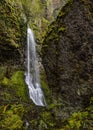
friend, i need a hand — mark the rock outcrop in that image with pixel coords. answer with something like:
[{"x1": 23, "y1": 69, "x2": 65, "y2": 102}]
[
  {"x1": 0, "y1": 1, "x2": 29, "y2": 129},
  {"x1": 0, "y1": 0, "x2": 26, "y2": 66},
  {"x1": 42, "y1": 0, "x2": 93, "y2": 117}
]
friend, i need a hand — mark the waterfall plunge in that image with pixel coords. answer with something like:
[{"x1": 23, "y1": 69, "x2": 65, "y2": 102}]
[{"x1": 25, "y1": 28, "x2": 46, "y2": 106}]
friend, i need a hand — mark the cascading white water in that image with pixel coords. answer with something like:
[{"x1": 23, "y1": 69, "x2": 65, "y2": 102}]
[{"x1": 25, "y1": 27, "x2": 46, "y2": 106}]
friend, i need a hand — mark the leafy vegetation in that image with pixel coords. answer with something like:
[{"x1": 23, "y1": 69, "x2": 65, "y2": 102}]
[
  {"x1": 0, "y1": 104, "x2": 24, "y2": 130},
  {"x1": 60, "y1": 97, "x2": 93, "y2": 130},
  {"x1": 0, "y1": 0, "x2": 93, "y2": 130}
]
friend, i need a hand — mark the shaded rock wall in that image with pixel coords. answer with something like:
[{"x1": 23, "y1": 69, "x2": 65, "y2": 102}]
[
  {"x1": 42, "y1": 0, "x2": 93, "y2": 116},
  {"x1": 0, "y1": 0, "x2": 26, "y2": 66},
  {"x1": 0, "y1": 1, "x2": 57, "y2": 130},
  {"x1": 0, "y1": 1, "x2": 29, "y2": 129}
]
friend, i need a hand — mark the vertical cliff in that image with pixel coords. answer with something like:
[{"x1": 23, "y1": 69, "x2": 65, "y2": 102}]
[
  {"x1": 42, "y1": 0, "x2": 93, "y2": 122},
  {"x1": 0, "y1": 0, "x2": 28, "y2": 129},
  {"x1": 0, "y1": 1, "x2": 58, "y2": 130},
  {"x1": 22, "y1": 0, "x2": 64, "y2": 42},
  {"x1": 1, "y1": 0, "x2": 93, "y2": 129}
]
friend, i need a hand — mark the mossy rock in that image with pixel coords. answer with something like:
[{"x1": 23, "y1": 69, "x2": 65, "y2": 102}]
[
  {"x1": 0, "y1": 70, "x2": 28, "y2": 102},
  {"x1": 0, "y1": 104, "x2": 24, "y2": 130},
  {"x1": 40, "y1": 70, "x2": 50, "y2": 104},
  {"x1": 10, "y1": 71, "x2": 28, "y2": 101},
  {"x1": 0, "y1": 0, "x2": 26, "y2": 65}
]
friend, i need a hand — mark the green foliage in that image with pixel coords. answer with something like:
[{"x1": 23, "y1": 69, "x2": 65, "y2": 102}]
[
  {"x1": 0, "y1": 104, "x2": 24, "y2": 130},
  {"x1": 2, "y1": 92, "x2": 11, "y2": 102},
  {"x1": 22, "y1": 0, "x2": 47, "y2": 41},
  {"x1": 40, "y1": 71, "x2": 50, "y2": 104},
  {"x1": 60, "y1": 97, "x2": 93, "y2": 130},
  {"x1": 59, "y1": 27, "x2": 66, "y2": 33},
  {"x1": 10, "y1": 71, "x2": 28, "y2": 101},
  {"x1": 1, "y1": 114, "x2": 22, "y2": 130},
  {"x1": 22, "y1": 0, "x2": 45, "y2": 20},
  {"x1": 40, "y1": 111, "x2": 55, "y2": 129},
  {"x1": 11, "y1": 104, "x2": 24, "y2": 118},
  {"x1": 0, "y1": 0, "x2": 25, "y2": 51},
  {"x1": 41, "y1": 80, "x2": 50, "y2": 97},
  {"x1": 2, "y1": 77, "x2": 9, "y2": 86},
  {"x1": 0, "y1": 69, "x2": 28, "y2": 102}
]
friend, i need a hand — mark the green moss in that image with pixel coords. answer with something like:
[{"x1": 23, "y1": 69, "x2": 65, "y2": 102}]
[
  {"x1": 30, "y1": 119, "x2": 38, "y2": 129},
  {"x1": 40, "y1": 111, "x2": 55, "y2": 129},
  {"x1": 0, "y1": 104, "x2": 24, "y2": 130},
  {"x1": 60, "y1": 97, "x2": 93, "y2": 130},
  {"x1": 0, "y1": 68, "x2": 28, "y2": 128},
  {"x1": 2, "y1": 92, "x2": 11, "y2": 101},
  {"x1": 59, "y1": 27, "x2": 66, "y2": 33},
  {"x1": 11, "y1": 104, "x2": 24, "y2": 118},
  {"x1": 0, "y1": 1, "x2": 30, "y2": 129},
  {"x1": 40, "y1": 71, "x2": 50, "y2": 104},
  {"x1": 0, "y1": 69, "x2": 28, "y2": 112},
  {"x1": 48, "y1": 33, "x2": 59, "y2": 42},
  {"x1": 0, "y1": 0, "x2": 25, "y2": 51},
  {"x1": 1, "y1": 114, "x2": 23, "y2": 130},
  {"x1": 10, "y1": 71, "x2": 28, "y2": 101},
  {"x1": 41, "y1": 80, "x2": 50, "y2": 103},
  {"x1": 2, "y1": 77, "x2": 9, "y2": 86}
]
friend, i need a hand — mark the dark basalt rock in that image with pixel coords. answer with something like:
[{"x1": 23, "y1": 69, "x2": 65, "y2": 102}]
[{"x1": 42, "y1": 0, "x2": 93, "y2": 117}]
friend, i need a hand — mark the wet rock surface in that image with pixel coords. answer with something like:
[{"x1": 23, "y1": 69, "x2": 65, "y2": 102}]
[{"x1": 42, "y1": 0, "x2": 93, "y2": 115}]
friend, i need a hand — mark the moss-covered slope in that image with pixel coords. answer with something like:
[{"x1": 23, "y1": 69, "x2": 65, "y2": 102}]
[{"x1": 0, "y1": 0, "x2": 28, "y2": 129}]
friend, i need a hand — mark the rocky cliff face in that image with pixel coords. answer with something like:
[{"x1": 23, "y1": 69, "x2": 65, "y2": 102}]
[
  {"x1": 1, "y1": 0, "x2": 93, "y2": 129},
  {"x1": 0, "y1": 1, "x2": 28, "y2": 129},
  {"x1": 0, "y1": 0, "x2": 26, "y2": 66},
  {"x1": 42, "y1": 0, "x2": 93, "y2": 118},
  {"x1": 0, "y1": 1, "x2": 58, "y2": 130},
  {"x1": 22, "y1": 0, "x2": 64, "y2": 42}
]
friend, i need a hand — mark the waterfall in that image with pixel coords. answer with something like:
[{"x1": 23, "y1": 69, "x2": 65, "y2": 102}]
[{"x1": 25, "y1": 27, "x2": 46, "y2": 106}]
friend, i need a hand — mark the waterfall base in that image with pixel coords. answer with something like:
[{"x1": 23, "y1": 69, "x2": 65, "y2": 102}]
[{"x1": 25, "y1": 74, "x2": 46, "y2": 106}]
